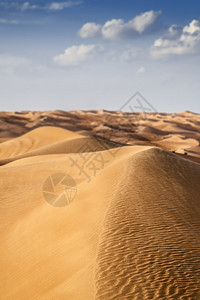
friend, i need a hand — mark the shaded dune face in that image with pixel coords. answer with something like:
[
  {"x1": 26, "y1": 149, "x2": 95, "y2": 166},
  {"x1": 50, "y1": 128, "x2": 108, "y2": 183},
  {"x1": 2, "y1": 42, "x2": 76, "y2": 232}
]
[
  {"x1": 95, "y1": 148, "x2": 200, "y2": 299},
  {"x1": 0, "y1": 127, "x2": 200, "y2": 299}
]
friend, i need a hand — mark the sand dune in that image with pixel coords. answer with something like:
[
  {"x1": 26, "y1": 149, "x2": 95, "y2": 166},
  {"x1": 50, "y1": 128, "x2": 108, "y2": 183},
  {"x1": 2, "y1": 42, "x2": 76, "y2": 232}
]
[
  {"x1": 0, "y1": 126, "x2": 200, "y2": 299},
  {"x1": 0, "y1": 126, "x2": 84, "y2": 159},
  {"x1": 154, "y1": 134, "x2": 199, "y2": 153},
  {"x1": 0, "y1": 128, "x2": 117, "y2": 166},
  {"x1": 95, "y1": 148, "x2": 200, "y2": 299},
  {"x1": 1, "y1": 110, "x2": 200, "y2": 160}
]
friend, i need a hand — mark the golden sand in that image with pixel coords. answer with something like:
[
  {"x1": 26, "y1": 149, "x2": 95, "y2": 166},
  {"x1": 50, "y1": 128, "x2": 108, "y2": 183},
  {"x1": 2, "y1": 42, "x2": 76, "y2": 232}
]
[{"x1": 0, "y1": 126, "x2": 200, "y2": 299}]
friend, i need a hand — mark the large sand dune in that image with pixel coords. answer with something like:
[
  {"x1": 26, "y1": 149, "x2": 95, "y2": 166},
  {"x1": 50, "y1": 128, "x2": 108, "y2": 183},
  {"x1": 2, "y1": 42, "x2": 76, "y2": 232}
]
[
  {"x1": 0, "y1": 127, "x2": 117, "y2": 166},
  {"x1": 0, "y1": 124, "x2": 200, "y2": 299}
]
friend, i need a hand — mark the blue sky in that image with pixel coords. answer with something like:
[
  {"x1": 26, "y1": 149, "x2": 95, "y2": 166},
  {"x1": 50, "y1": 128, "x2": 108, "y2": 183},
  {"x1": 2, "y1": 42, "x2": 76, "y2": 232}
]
[{"x1": 0, "y1": 0, "x2": 200, "y2": 112}]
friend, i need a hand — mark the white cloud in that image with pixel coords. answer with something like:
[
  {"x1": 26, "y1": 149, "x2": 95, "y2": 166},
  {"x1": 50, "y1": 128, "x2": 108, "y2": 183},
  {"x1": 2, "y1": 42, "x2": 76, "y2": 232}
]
[
  {"x1": 102, "y1": 19, "x2": 124, "y2": 40},
  {"x1": 136, "y1": 66, "x2": 146, "y2": 74},
  {"x1": 167, "y1": 24, "x2": 182, "y2": 39},
  {"x1": 128, "y1": 10, "x2": 162, "y2": 34},
  {"x1": 0, "y1": 19, "x2": 19, "y2": 24},
  {"x1": 53, "y1": 44, "x2": 104, "y2": 66},
  {"x1": 151, "y1": 19, "x2": 200, "y2": 59},
  {"x1": 78, "y1": 22, "x2": 102, "y2": 38},
  {"x1": 48, "y1": 1, "x2": 82, "y2": 11},
  {"x1": 0, "y1": 1, "x2": 81, "y2": 11},
  {"x1": 79, "y1": 10, "x2": 162, "y2": 40},
  {"x1": 21, "y1": 2, "x2": 38, "y2": 11}
]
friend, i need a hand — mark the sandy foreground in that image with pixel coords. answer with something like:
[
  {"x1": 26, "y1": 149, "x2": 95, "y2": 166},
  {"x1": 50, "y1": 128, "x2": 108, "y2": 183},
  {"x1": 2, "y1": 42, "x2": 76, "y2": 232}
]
[{"x1": 0, "y1": 112, "x2": 200, "y2": 299}]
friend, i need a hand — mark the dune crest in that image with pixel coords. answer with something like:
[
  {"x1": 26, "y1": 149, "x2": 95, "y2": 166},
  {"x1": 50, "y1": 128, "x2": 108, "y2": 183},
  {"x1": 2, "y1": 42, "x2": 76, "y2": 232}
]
[{"x1": 95, "y1": 148, "x2": 200, "y2": 299}]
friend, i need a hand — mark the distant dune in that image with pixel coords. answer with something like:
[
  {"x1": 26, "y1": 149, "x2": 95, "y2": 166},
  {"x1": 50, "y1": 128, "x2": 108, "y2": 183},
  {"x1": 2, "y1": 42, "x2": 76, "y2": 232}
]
[
  {"x1": 0, "y1": 110, "x2": 200, "y2": 161},
  {"x1": 0, "y1": 111, "x2": 200, "y2": 299}
]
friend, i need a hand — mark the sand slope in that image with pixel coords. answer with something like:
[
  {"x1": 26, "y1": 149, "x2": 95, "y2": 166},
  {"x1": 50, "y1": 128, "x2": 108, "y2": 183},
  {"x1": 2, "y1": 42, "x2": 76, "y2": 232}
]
[
  {"x1": 0, "y1": 127, "x2": 200, "y2": 299},
  {"x1": 95, "y1": 148, "x2": 200, "y2": 299},
  {"x1": 0, "y1": 126, "x2": 85, "y2": 159}
]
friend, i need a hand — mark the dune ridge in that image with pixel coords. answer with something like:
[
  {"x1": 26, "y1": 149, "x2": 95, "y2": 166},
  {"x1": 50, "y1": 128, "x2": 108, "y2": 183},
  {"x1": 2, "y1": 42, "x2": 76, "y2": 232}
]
[
  {"x1": 95, "y1": 148, "x2": 200, "y2": 299},
  {"x1": 0, "y1": 126, "x2": 200, "y2": 299}
]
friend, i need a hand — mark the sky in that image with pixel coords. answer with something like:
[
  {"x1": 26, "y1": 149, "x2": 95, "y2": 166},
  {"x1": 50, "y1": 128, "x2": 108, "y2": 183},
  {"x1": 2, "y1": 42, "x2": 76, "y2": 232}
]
[{"x1": 0, "y1": 0, "x2": 200, "y2": 113}]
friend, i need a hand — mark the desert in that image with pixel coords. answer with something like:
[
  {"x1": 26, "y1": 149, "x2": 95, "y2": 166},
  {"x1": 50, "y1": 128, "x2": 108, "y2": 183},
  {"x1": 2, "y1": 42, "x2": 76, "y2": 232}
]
[
  {"x1": 0, "y1": 110, "x2": 200, "y2": 299},
  {"x1": 1, "y1": 0, "x2": 200, "y2": 298}
]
